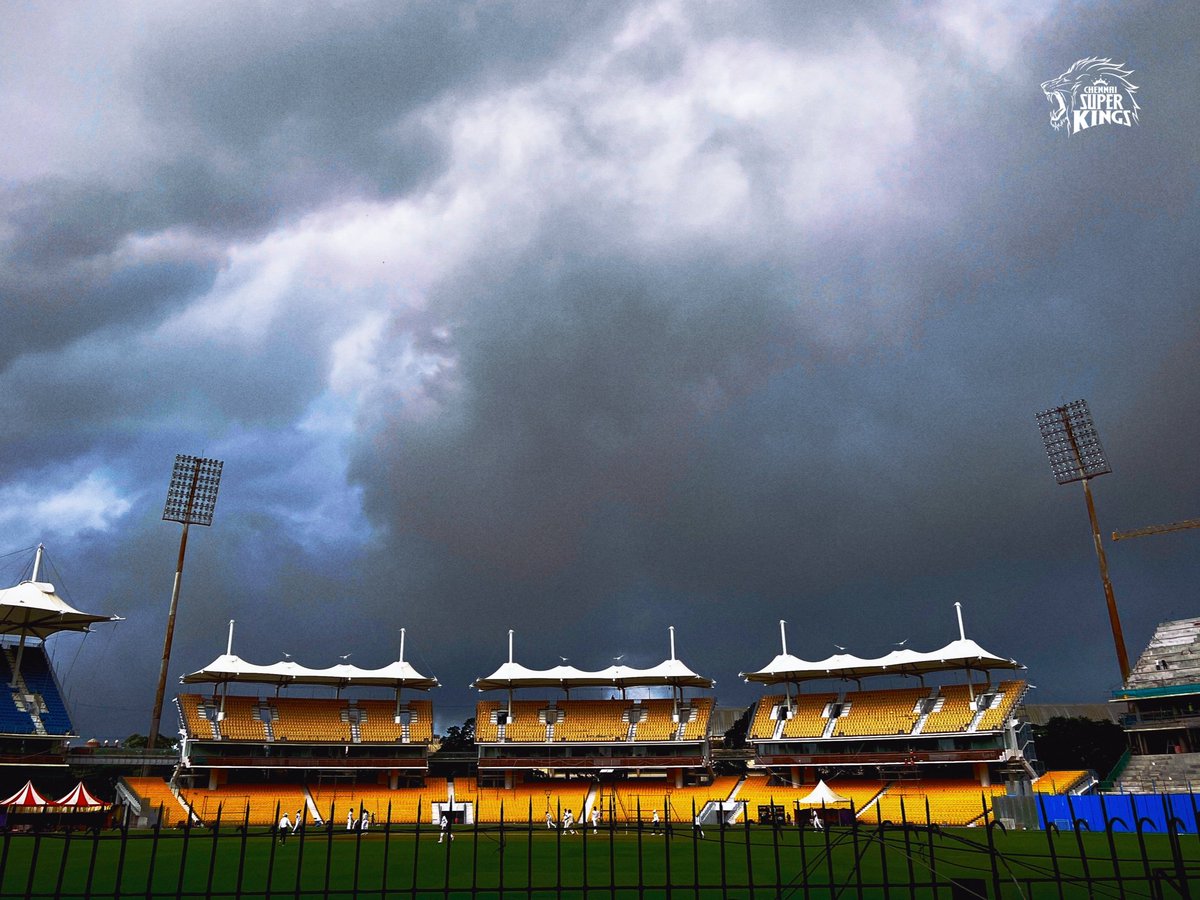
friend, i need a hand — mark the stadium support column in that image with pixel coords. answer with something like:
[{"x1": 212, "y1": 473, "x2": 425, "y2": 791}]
[{"x1": 1082, "y1": 477, "x2": 1130, "y2": 683}]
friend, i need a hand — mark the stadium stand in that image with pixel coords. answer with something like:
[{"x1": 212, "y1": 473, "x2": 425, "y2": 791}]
[
  {"x1": 553, "y1": 700, "x2": 629, "y2": 742},
  {"x1": 975, "y1": 681, "x2": 1028, "y2": 731},
  {"x1": 1033, "y1": 771, "x2": 1091, "y2": 794},
  {"x1": 217, "y1": 695, "x2": 269, "y2": 742},
  {"x1": 921, "y1": 684, "x2": 983, "y2": 734},
  {"x1": 271, "y1": 697, "x2": 352, "y2": 743},
  {"x1": 603, "y1": 776, "x2": 740, "y2": 823},
  {"x1": 456, "y1": 777, "x2": 590, "y2": 824},
  {"x1": 475, "y1": 701, "x2": 503, "y2": 742},
  {"x1": 122, "y1": 777, "x2": 190, "y2": 827},
  {"x1": 748, "y1": 695, "x2": 785, "y2": 741},
  {"x1": 0, "y1": 644, "x2": 73, "y2": 735},
  {"x1": 677, "y1": 697, "x2": 713, "y2": 741},
  {"x1": 181, "y1": 784, "x2": 308, "y2": 826},
  {"x1": 781, "y1": 693, "x2": 838, "y2": 739},
  {"x1": 735, "y1": 775, "x2": 887, "y2": 819},
  {"x1": 178, "y1": 694, "x2": 218, "y2": 740},
  {"x1": 833, "y1": 688, "x2": 926, "y2": 737},
  {"x1": 503, "y1": 701, "x2": 552, "y2": 742},
  {"x1": 309, "y1": 779, "x2": 448, "y2": 824},
  {"x1": 870, "y1": 780, "x2": 1007, "y2": 826},
  {"x1": 632, "y1": 699, "x2": 677, "y2": 741}
]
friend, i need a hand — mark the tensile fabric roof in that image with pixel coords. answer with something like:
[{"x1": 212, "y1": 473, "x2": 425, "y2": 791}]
[
  {"x1": 0, "y1": 580, "x2": 118, "y2": 639},
  {"x1": 180, "y1": 653, "x2": 439, "y2": 690},
  {"x1": 472, "y1": 658, "x2": 714, "y2": 692},
  {"x1": 741, "y1": 637, "x2": 1023, "y2": 685}
]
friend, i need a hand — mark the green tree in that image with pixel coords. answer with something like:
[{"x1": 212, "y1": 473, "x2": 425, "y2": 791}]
[
  {"x1": 437, "y1": 717, "x2": 476, "y2": 753},
  {"x1": 1033, "y1": 716, "x2": 1126, "y2": 775}
]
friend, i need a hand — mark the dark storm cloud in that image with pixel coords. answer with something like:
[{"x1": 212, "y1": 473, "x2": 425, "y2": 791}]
[{"x1": 2, "y1": 1, "x2": 1198, "y2": 740}]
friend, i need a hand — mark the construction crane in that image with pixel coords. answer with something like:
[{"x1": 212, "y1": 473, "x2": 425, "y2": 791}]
[{"x1": 1112, "y1": 517, "x2": 1200, "y2": 542}]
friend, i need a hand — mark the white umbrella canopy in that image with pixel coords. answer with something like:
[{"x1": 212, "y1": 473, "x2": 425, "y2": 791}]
[{"x1": 0, "y1": 580, "x2": 117, "y2": 640}]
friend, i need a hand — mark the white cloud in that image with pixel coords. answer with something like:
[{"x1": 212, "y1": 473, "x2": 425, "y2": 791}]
[{"x1": 0, "y1": 471, "x2": 134, "y2": 544}]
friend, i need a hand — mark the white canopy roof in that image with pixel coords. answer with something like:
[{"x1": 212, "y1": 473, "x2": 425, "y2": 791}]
[
  {"x1": 0, "y1": 580, "x2": 119, "y2": 640},
  {"x1": 741, "y1": 637, "x2": 1023, "y2": 685},
  {"x1": 181, "y1": 653, "x2": 439, "y2": 690},
  {"x1": 798, "y1": 780, "x2": 850, "y2": 806},
  {"x1": 473, "y1": 658, "x2": 713, "y2": 692}
]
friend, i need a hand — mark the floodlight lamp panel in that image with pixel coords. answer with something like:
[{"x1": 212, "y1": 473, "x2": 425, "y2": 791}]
[
  {"x1": 162, "y1": 454, "x2": 224, "y2": 525},
  {"x1": 1035, "y1": 399, "x2": 1112, "y2": 485}
]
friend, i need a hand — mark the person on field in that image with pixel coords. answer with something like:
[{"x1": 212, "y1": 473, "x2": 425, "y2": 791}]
[
  {"x1": 562, "y1": 808, "x2": 577, "y2": 835},
  {"x1": 347, "y1": 809, "x2": 355, "y2": 831},
  {"x1": 438, "y1": 813, "x2": 454, "y2": 843},
  {"x1": 651, "y1": 809, "x2": 661, "y2": 836},
  {"x1": 590, "y1": 806, "x2": 601, "y2": 834},
  {"x1": 278, "y1": 812, "x2": 291, "y2": 844},
  {"x1": 693, "y1": 813, "x2": 704, "y2": 839},
  {"x1": 545, "y1": 810, "x2": 555, "y2": 830},
  {"x1": 810, "y1": 809, "x2": 823, "y2": 831},
  {"x1": 360, "y1": 810, "x2": 370, "y2": 832},
  {"x1": 293, "y1": 809, "x2": 303, "y2": 833}
]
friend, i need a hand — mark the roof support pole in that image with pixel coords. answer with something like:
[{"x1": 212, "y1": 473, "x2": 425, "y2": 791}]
[
  {"x1": 954, "y1": 602, "x2": 966, "y2": 641},
  {"x1": 8, "y1": 632, "x2": 26, "y2": 688},
  {"x1": 779, "y1": 619, "x2": 788, "y2": 656},
  {"x1": 226, "y1": 619, "x2": 235, "y2": 655}
]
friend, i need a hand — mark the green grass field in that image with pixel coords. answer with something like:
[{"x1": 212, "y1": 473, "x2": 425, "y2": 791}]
[{"x1": 2, "y1": 823, "x2": 1198, "y2": 899}]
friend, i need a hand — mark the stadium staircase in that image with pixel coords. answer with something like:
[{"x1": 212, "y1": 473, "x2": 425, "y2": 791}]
[{"x1": 1116, "y1": 753, "x2": 1200, "y2": 793}]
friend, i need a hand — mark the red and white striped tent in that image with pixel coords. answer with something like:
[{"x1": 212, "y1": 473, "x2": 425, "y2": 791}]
[
  {"x1": 55, "y1": 782, "x2": 109, "y2": 812},
  {"x1": 1, "y1": 780, "x2": 53, "y2": 811}
]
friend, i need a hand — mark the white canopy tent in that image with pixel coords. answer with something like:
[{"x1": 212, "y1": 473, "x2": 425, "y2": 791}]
[
  {"x1": 0, "y1": 545, "x2": 120, "y2": 686},
  {"x1": 797, "y1": 780, "x2": 849, "y2": 806}
]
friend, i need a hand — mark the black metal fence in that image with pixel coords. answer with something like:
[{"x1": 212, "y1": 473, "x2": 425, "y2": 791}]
[{"x1": 3, "y1": 793, "x2": 1200, "y2": 898}]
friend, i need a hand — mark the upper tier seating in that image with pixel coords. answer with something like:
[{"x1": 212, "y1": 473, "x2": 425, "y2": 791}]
[
  {"x1": 356, "y1": 699, "x2": 433, "y2": 743},
  {"x1": 748, "y1": 695, "x2": 784, "y2": 741},
  {"x1": 553, "y1": 700, "x2": 629, "y2": 742},
  {"x1": 178, "y1": 694, "x2": 218, "y2": 739},
  {"x1": 631, "y1": 700, "x2": 676, "y2": 741},
  {"x1": 476, "y1": 697, "x2": 712, "y2": 743},
  {"x1": 833, "y1": 688, "x2": 926, "y2": 737},
  {"x1": 920, "y1": 684, "x2": 983, "y2": 734},
  {"x1": 217, "y1": 696, "x2": 268, "y2": 741},
  {"x1": 975, "y1": 681, "x2": 1027, "y2": 731},
  {"x1": 272, "y1": 697, "x2": 351, "y2": 742},
  {"x1": 781, "y1": 693, "x2": 838, "y2": 739},
  {"x1": 0, "y1": 644, "x2": 73, "y2": 735}
]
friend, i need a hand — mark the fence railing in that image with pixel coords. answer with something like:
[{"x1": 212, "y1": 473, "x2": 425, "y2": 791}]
[{"x1": 3, "y1": 793, "x2": 1200, "y2": 898}]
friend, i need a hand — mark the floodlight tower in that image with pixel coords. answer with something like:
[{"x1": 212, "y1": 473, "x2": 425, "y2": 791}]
[
  {"x1": 147, "y1": 454, "x2": 223, "y2": 756},
  {"x1": 1035, "y1": 400, "x2": 1129, "y2": 683}
]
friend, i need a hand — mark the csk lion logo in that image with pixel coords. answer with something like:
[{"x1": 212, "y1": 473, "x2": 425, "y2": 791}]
[{"x1": 1041, "y1": 58, "x2": 1140, "y2": 136}]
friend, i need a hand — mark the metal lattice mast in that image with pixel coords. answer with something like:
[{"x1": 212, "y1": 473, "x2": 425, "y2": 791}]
[
  {"x1": 1035, "y1": 400, "x2": 1129, "y2": 682},
  {"x1": 147, "y1": 454, "x2": 223, "y2": 760}
]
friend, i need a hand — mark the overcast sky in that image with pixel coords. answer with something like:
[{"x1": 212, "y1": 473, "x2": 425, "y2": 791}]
[{"x1": 2, "y1": 1, "x2": 1197, "y2": 741}]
